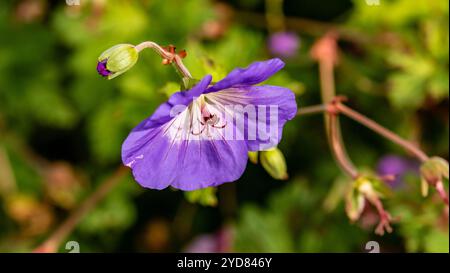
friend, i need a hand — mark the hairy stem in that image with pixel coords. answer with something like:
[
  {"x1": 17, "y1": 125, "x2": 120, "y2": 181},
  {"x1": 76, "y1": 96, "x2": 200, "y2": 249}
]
[
  {"x1": 312, "y1": 32, "x2": 358, "y2": 179},
  {"x1": 335, "y1": 103, "x2": 429, "y2": 162},
  {"x1": 135, "y1": 41, "x2": 192, "y2": 79},
  {"x1": 296, "y1": 104, "x2": 328, "y2": 116},
  {"x1": 296, "y1": 101, "x2": 431, "y2": 164},
  {"x1": 328, "y1": 113, "x2": 359, "y2": 179}
]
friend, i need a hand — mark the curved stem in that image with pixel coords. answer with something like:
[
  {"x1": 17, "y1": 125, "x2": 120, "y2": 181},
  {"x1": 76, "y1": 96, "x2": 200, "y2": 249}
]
[
  {"x1": 312, "y1": 32, "x2": 358, "y2": 179},
  {"x1": 296, "y1": 101, "x2": 431, "y2": 164},
  {"x1": 336, "y1": 103, "x2": 429, "y2": 162},
  {"x1": 329, "y1": 113, "x2": 359, "y2": 179},
  {"x1": 135, "y1": 41, "x2": 192, "y2": 79}
]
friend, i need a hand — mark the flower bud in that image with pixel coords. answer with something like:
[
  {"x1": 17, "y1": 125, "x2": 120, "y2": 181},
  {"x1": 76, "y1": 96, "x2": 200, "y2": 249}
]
[
  {"x1": 420, "y1": 157, "x2": 449, "y2": 204},
  {"x1": 420, "y1": 157, "x2": 448, "y2": 188},
  {"x1": 97, "y1": 44, "x2": 139, "y2": 79},
  {"x1": 260, "y1": 147, "x2": 288, "y2": 180}
]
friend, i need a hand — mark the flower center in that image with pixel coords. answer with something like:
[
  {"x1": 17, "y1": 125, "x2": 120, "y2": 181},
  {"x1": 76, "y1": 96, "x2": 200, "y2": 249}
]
[
  {"x1": 191, "y1": 99, "x2": 227, "y2": 136},
  {"x1": 164, "y1": 95, "x2": 230, "y2": 141}
]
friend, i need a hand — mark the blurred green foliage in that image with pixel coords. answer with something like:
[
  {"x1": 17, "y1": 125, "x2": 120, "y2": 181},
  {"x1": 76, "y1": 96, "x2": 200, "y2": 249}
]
[
  {"x1": 234, "y1": 180, "x2": 367, "y2": 252},
  {"x1": 350, "y1": 0, "x2": 449, "y2": 110},
  {"x1": 0, "y1": 0, "x2": 448, "y2": 253}
]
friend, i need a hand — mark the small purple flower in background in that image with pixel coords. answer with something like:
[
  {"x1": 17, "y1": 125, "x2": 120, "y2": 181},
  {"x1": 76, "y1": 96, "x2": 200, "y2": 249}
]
[
  {"x1": 184, "y1": 227, "x2": 233, "y2": 253},
  {"x1": 267, "y1": 32, "x2": 300, "y2": 58},
  {"x1": 122, "y1": 58, "x2": 297, "y2": 190},
  {"x1": 377, "y1": 155, "x2": 420, "y2": 188}
]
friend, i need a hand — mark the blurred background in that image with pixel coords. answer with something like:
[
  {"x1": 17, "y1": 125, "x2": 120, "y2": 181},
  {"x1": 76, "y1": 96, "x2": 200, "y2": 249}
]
[{"x1": 0, "y1": 0, "x2": 448, "y2": 253}]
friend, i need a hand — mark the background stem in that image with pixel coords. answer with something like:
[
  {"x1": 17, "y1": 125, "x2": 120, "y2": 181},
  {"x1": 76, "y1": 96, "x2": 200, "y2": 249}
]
[
  {"x1": 312, "y1": 33, "x2": 358, "y2": 178},
  {"x1": 34, "y1": 166, "x2": 128, "y2": 253},
  {"x1": 265, "y1": 0, "x2": 285, "y2": 33},
  {"x1": 329, "y1": 114, "x2": 359, "y2": 179},
  {"x1": 336, "y1": 103, "x2": 429, "y2": 162},
  {"x1": 296, "y1": 104, "x2": 328, "y2": 116}
]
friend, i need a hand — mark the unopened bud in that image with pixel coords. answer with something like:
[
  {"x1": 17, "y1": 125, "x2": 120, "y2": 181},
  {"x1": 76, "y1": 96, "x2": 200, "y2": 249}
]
[
  {"x1": 420, "y1": 157, "x2": 449, "y2": 188},
  {"x1": 97, "y1": 44, "x2": 139, "y2": 79},
  {"x1": 260, "y1": 147, "x2": 288, "y2": 180},
  {"x1": 420, "y1": 157, "x2": 449, "y2": 204}
]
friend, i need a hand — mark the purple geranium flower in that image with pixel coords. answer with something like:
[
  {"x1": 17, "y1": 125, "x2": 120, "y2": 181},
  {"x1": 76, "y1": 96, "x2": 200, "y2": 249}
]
[
  {"x1": 267, "y1": 32, "x2": 300, "y2": 58},
  {"x1": 122, "y1": 58, "x2": 297, "y2": 190}
]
